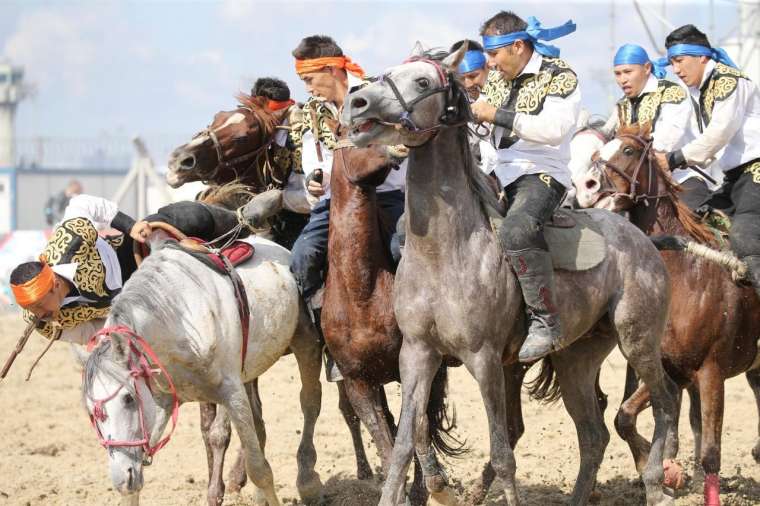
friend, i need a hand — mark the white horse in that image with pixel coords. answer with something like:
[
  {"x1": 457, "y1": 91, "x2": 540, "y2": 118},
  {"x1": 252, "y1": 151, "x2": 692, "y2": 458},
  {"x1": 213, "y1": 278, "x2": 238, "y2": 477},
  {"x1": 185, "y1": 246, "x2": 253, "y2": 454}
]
[{"x1": 79, "y1": 234, "x2": 323, "y2": 506}]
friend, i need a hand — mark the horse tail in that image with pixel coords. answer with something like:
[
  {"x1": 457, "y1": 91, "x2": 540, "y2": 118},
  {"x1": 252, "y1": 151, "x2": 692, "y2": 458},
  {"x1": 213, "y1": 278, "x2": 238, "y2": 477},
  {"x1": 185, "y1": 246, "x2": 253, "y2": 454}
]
[
  {"x1": 525, "y1": 356, "x2": 562, "y2": 404},
  {"x1": 427, "y1": 364, "x2": 468, "y2": 458},
  {"x1": 198, "y1": 181, "x2": 254, "y2": 210},
  {"x1": 650, "y1": 234, "x2": 748, "y2": 278}
]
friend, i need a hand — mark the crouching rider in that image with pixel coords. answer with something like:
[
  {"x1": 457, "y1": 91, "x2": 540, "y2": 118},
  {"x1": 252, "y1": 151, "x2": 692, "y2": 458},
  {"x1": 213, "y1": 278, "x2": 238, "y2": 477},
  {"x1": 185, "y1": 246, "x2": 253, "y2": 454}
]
[{"x1": 471, "y1": 11, "x2": 581, "y2": 362}]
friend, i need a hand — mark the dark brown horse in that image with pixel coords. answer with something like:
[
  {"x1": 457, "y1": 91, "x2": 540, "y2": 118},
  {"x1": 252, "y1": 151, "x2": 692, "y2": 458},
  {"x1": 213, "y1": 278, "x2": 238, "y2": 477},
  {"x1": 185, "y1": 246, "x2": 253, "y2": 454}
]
[
  {"x1": 167, "y1": 94, "x2": 372, "y2": 505},
  {"x1": 577, "y1": 123, "x2": 760, "y2": 505},
  {"x1": 323, "y1": 135, "x2": 463, "y2": 505}
]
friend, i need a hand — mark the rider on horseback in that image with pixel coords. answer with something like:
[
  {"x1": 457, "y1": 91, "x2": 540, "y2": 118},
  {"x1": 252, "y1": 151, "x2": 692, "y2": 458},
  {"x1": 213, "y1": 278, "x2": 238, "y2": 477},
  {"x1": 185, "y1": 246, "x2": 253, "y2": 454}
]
[
  {"x1": 605, "y1": 43, "x2": 714, "y2": 210},
  {"x1": 10, "y1": 195, "x2": 260, "y2": 343},
  {"x1": 654, "y1": 24, "x2": 760, "y2": 301},
  {"x1": 288, "y1": 35, "x2": 406, "y2": 380},
  {"x1": 470, "y1": 11, "x2": 580, "y2": 362},
  {"x1": 452, "y1": 39, "x2": 498, "y2": 176}
]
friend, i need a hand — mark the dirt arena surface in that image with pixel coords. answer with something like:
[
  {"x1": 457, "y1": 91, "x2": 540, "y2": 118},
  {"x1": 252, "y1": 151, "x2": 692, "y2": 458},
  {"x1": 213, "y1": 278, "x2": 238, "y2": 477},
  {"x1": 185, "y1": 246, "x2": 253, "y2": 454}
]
[{"x1": 1, "y1": 314, "x2": 759, "y2": 505}]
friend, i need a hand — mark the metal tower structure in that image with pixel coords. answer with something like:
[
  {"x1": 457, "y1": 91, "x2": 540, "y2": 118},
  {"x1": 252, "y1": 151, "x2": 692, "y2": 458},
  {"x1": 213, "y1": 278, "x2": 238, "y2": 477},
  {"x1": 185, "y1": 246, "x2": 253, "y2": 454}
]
[{"x1": 0, "y1": 61, "x2": 30, "y2": 167}]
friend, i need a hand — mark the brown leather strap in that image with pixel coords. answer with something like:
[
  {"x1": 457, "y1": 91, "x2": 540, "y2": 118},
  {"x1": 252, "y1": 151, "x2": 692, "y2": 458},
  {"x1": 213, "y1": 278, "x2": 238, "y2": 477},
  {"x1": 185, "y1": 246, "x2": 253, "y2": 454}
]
[
  {"x1": 309, "y1": 107, "x2": 324, "y2": 163},
  {"x1": 219, "y1": 253, "x2": 251, "y2": 372}
]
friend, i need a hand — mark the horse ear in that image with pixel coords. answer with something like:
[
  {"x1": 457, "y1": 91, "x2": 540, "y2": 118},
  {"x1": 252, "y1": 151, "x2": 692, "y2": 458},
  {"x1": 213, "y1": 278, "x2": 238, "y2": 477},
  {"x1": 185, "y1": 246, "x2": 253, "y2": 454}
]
[
  {"x1": 410, "y1": 41, "x2": 425, "y2": 58},
  {"x1": 72, "y1": 344, "x2": 91, "y2": 368},
  {"x1": 147, "y1": 229, "x2": 172, "y2": 252},
  {"x1": 442, "y1": 41, "x2": 468, "y2": 72}
]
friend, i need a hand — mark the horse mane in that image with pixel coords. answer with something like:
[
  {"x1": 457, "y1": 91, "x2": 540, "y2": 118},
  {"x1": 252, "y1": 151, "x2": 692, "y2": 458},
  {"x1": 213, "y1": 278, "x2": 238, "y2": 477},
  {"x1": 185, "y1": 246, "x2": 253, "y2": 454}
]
[
  {"x1": 234, "y1": 93, "x2": 278, "y2": 138},
  {"x1": 198, "y1": 181, "x2": 254, "y2": 209},
  {"x1": 618, "y1": 124, "x2": 716, "y2": 245},
  {"x1": 82, "y1": 339, "x2": 135, "y2": 406}
]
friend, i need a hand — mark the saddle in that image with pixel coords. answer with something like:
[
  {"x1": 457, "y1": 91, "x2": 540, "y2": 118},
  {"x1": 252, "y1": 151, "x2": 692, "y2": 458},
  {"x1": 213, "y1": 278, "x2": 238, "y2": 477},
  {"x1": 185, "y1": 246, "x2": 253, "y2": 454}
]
[{"x1": 488, "y1": 207, "x2": 607, "y2": 272}]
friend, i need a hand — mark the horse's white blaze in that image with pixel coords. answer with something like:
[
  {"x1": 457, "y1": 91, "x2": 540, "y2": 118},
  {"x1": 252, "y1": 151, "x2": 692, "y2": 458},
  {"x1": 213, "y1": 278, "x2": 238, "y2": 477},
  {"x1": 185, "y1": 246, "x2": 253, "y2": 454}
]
[
  {"x1": 185, "y1": 112, "x2": 247, "y2": 148},
  {"x1": 598, "y1": 138, "x2": 622, "y2": 162}
]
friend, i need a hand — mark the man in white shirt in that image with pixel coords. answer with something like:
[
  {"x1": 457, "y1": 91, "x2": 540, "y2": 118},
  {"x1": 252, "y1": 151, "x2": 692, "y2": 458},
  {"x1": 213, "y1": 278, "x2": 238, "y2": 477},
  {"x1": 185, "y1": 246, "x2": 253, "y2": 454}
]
[
  {"x1": 606, "y1": 44, "x2": 711, "y2": 209},
  {"x1": 10, "y1": 195, "x2": 260, "y2": 344},
  {"x1": 451, "y1": 39, "x2": 498, "y2": 175},
  {"x1": 655, "y1": 24, "x2": 760, "y2": 300},
  {"x1": 471, "y1": 11, "x2": 580, "y2": 362},
  {"x1": 289, "y1": 35, "x2": 406, "y2": 309}
]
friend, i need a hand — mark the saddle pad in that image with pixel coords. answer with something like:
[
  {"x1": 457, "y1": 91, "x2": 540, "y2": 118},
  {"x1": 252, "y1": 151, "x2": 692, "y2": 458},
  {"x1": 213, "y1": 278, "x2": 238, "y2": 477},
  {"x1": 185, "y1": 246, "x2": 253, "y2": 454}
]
[
  {"x1": 489, "y1": 208, "x2": 607, "y2": 272},
  {"x1": 167, "y1": 239, "x2": 255, "y2": 275}
]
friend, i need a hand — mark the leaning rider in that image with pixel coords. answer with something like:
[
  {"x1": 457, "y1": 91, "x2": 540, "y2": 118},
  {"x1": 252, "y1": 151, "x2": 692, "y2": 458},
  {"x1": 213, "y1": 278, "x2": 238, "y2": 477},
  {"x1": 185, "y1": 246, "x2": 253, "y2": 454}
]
[
  {"x1": 10, "y1": 194, "x2": 260, "y2": 344},
  {"x1": 471, "y1": 11, "x2": 580, "y2": 362},
  {"x1": 451, "y1": 39, "x2": 498, "y2": 175},
  {"x1": 654, "y1": 24, "x2": 760, "y2": 299},
  {"x1": 289, "y1": 35, "x2": 406, "y2": 380},
  {"x1": 606, "y1": 43, "x2": 712, "y2": 210}
]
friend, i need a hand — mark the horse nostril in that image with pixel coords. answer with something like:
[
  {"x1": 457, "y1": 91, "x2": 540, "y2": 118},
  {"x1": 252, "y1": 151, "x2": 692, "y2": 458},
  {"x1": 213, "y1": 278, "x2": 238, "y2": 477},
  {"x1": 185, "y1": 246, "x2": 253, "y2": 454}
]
[
  {"x1": 351, "y1": 97, "x2": 368, "y2": 109},
  {"x1": 179, "y1": 155, "x2": 196, "y2": 169},
  {"x1": 127, "y1": 467, "x2": 133, "y2": 489},
  {"x1": 585, "y1": 179, "x2": 599, "y2": 191}
]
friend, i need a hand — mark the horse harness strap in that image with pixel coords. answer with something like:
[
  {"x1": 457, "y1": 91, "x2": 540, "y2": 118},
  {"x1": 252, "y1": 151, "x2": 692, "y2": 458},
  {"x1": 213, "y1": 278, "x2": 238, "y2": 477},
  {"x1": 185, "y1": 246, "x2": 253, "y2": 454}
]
[
  {"x1": 219, "y1": 252, "x2": 251, "y2": 372},
  {"x1": 309, "y1": 107, "x2": 325, "y2": 163}
]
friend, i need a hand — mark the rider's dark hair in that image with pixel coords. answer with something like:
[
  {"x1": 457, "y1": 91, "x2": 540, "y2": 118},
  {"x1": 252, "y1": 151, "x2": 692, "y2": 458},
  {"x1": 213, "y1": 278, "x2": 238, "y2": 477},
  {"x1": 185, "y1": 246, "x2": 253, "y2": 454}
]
[
  {"x1": 450, "y1": 39, "x2": 484, "y2": 53},
  {"x1": 665, "y1": 24, "x2": 711, "y2": 49},
  {"x1": 252, "y1": 77, "x2": 291, "y2": 102},
  {"x1": 292, "y1": 35, "x2": 344, "y2": 59},
  {"x1": 10, "y1": 261, "x2": 44, "y2": 286},
  {"x1": 480, "y1": 11, "x2": 528, "y2": 36}
]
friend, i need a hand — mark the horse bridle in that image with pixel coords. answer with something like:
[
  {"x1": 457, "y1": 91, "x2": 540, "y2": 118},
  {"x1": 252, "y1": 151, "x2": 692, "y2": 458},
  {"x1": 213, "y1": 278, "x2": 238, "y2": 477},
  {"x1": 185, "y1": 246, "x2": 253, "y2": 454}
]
[
  {"x1": 594, "y1": 133, "x2": 668, "y2": 205},
  {"x1": 370, "y1": 57, "x2": 468, "y2": 135},
  {"x1": 194, "y1": 106, "x2": 284, "y2": 184}
]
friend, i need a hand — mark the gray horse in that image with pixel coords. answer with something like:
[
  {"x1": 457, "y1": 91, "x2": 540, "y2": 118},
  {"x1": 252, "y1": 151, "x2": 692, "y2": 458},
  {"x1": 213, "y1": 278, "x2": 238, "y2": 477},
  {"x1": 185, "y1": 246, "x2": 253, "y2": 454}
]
[{"x1": 341, "y1": 44, "x2": 679, "y2": 506}]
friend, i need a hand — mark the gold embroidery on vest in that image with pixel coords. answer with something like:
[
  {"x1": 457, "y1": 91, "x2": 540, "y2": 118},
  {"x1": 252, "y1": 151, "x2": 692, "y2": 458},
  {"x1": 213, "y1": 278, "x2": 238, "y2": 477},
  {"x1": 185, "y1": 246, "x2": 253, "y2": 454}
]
[
  {"x1": 483, "y1": 70, "x2": 510, "y2": 108},
  {"x1": 746, "y1": 161, "x2": 760, "y2": 184},
  {"x1": 547, "y1": 71, "x2": 578, "y2": 98}
]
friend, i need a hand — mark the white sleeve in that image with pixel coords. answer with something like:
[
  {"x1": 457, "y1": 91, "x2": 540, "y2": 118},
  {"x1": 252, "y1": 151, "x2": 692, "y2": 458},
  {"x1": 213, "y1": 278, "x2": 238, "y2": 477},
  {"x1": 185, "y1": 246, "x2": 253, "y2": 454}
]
[
  {"x1": 62, "y1": 194, "x2": 120, "y2": 226},
  {"x1": 479, "y1": 138, "x2": 497, "y2": 174},
  {"x1": 301, "y1": 130, "x2": 330, "y2": 178},
  {"x1": 652, "y1": 98, "x2": 692, "y2": 152},
  {"x1": 512, "y1": 88, "x2": 582, "y2": 146},
  {"x1": 681, "y1": 80, "x2": 748, "y2": 166}
]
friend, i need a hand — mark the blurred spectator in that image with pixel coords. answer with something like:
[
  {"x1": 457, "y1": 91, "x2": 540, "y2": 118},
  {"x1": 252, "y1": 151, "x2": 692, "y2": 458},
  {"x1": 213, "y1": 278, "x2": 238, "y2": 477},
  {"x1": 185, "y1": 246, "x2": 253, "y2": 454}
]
[{"x1": 44, "y1": 180, "x2": 83, "y2": 226}]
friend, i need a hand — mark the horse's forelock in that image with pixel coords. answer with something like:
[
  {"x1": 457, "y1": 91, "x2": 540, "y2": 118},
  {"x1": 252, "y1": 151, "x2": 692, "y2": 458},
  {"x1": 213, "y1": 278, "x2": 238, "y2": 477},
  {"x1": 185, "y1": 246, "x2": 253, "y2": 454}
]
[{"x1": 82, "y1": 340, "x2": 135, "y2": 406}]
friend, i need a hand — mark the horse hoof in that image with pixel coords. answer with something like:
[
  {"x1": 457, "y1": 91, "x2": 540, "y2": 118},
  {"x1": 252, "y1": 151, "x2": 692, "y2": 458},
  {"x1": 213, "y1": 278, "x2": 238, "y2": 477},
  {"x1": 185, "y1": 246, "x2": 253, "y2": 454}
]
[
  {"x1": 663, "y1": 459, "x2": 685, "y2": 490},
  {"x1": 752, "y1": 444, "x2": 760, "y2": 464},
  {"x1": 588, "y1": 489, "x2": 602, "y2": 504},
  {"x1": 296, "y1": 472, "x2": 323, "y2": 504},
  {"x1": 426, "y1": 475, "x2": 447, "y2": 494}
]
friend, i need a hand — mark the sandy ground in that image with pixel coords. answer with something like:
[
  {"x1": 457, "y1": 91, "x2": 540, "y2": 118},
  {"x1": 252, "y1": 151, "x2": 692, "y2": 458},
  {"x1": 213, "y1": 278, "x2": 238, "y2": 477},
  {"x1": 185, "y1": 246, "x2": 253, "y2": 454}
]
[{"x1": 0, "y1": 313, "x2": 759, "y2": 506}]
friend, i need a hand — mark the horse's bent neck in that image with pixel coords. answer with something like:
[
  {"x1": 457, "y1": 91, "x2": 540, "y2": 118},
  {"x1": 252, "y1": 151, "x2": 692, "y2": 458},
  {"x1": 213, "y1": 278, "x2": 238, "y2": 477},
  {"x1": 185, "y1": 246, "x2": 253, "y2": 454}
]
[
  {"x1": 629, "y1": 173, "x2": 688, "y2": 237},
  {"x1": 405, "y1": 127, "x2": 490, "y2": 253},
  {"x1": 328, "y1": 151, "x2": 391, "y2": 297}
]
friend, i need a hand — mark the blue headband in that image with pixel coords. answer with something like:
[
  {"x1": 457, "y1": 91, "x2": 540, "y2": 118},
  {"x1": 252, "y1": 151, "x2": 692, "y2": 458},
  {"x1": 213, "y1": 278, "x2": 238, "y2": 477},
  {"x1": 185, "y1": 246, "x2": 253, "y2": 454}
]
[
  {"x1": 613, "y1": 44, "x2": 667, "y2": 79},
  {"x1": 458, "y1": 50, "x2": 487, "y2": 74},
  {"x1": 657, "y1": 43, "x2": 737, "y2": 69},
  {"x1": 481, "y1": 16, "x2": 576, "y2": 58}
]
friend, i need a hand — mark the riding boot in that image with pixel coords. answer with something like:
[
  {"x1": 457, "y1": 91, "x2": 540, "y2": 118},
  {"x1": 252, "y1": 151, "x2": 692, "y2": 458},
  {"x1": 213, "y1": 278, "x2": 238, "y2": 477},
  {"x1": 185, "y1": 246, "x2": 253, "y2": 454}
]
[
  {"x1": 311, "y1": 306, "x2": 344, "y2": 382},
  {"x1": 506, "y1": 248, "x2": 564, "y2": 363},
  {"x1": 743, "y1": 255, "x2": 760, "y2": 301}
]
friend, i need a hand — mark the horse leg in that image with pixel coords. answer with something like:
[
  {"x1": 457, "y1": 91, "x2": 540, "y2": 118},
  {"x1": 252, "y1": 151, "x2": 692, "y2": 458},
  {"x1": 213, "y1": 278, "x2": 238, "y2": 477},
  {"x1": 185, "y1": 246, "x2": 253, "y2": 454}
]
[
  {"x1": 224, "y1": 382, "x2": 280, "y2": 506},
  {"x1": 687, "y1": 384, "x2": 703, "y2": 483},
  {"x1": 289, "y1": 304, "x2": 325, "y2": 504},
  {"x1": 614, "y1": 383, "x2": 652, "y2": 473},
  {"x1": 200, "y1": 402, "x2": 230, "y2": 506},
  {"x1": 695, "y1": 364, "x2": 725, "y2": 506},
  {"x1": 745, "y1": 368, "x2": 760, "y2": 463},
  {"x1": 552, "y1": 335, "x2": 614, "y2": 505},
  {"x1": 336, "y1": 380, "x2": 374, "y2": 480},
  {"x1": 228, "y1": 380, "x2": 267, "y2": 505},
  {"x1": 379, "y1": 342, "x2": 441, "y2": 506},
  {"x1": 469, "y1": 362, "x2": 527, "y2": 505}
]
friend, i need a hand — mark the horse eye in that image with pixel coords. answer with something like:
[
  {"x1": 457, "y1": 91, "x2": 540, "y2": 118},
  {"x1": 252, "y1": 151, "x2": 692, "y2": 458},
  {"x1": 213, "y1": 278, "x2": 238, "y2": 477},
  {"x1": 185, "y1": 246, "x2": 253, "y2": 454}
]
[
  {"x1": 416, "y1": 78, "x2": 430, "y2": 89},
  {"x1": 123, "y1": 393, "x2": 135, "y2": 407},
  {"x1": 623, "y1": 147, "x2": 634, "y2": 156},
  {"x1": 232, "y1": 136, "x2": 249, "y2": 144}
]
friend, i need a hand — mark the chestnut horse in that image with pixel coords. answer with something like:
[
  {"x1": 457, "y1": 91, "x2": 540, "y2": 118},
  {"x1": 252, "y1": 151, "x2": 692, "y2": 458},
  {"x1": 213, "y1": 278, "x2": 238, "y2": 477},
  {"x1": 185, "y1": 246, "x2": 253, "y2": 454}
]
[
  {"x1": 166, "y1": 94, "x2": 372, "y2": 505},
  {"x1": 323, "y1": 134, "x2": 464, "y2": 505},
  {"x1": 577, "y1": 124, "x2": 760, "y2": 505}
]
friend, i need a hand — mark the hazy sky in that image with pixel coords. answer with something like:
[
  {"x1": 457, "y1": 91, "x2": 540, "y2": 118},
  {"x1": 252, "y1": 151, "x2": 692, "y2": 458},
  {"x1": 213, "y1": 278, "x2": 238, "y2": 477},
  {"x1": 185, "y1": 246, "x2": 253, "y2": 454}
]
[{"x1": 0, "y1": 0, "x2": 742, "y2": 165}]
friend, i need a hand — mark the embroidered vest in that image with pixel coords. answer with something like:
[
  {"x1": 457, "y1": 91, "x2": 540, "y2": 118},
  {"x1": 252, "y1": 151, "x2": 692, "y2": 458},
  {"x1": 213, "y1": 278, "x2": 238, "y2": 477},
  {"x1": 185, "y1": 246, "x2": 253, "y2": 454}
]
[
  {"x1": 288, "y1": 97, "x2": 340, "y2": 172},
  {"x1": 23, "y1": 218, "x2": 118, "y2": 339},
  {"x1": 616, "y1": 79, "x2": 687, "y2": 128},
  {"x1": 698, "y1": 62, "x2": 749, "y2": 127}
]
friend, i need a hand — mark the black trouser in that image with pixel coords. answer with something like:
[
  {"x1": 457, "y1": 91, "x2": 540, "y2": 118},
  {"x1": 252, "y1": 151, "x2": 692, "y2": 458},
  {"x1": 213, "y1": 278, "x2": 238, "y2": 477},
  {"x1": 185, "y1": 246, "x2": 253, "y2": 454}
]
[
  {"x1": 500, "y1": 174, "x2": 567, "y2": 252},
  {"x1": 701, "y1": 162, "x2": 760, "y2": 260},
  {"x1": 679, "y1": 177, "x2": 713, "y2": 212}
]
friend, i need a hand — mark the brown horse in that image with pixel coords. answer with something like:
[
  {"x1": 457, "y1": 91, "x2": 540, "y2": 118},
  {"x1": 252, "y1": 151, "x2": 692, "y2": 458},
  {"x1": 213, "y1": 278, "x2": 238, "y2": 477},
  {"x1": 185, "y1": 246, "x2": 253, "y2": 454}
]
[
  {"x1": 577, "y1": 124, "x2": 760, "y2": 505},
  {"x1": 323, "y1": 135, "x2": 463, "y2": 504},
  {"x1": 166, "y1": 94, "x2": 372, "y2": 505}
]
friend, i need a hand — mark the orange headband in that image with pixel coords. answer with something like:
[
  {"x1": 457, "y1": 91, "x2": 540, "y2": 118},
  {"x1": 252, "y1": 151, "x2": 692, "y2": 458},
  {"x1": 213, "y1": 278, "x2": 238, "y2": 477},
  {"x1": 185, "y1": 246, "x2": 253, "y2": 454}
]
[
  {"x1": 267, "y1": 98, "x2": 295, "y2": 111},
  {"x1": 295, "y1": 56, "x2": 366, "y2": 79},
  {"x1": 11, "y1": 256, "x2": 55, "y2": 307}
]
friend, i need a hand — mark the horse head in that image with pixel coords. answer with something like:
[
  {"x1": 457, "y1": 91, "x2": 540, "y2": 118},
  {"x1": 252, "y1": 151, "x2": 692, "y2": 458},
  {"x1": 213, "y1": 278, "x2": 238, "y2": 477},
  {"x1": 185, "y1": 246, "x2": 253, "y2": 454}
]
[
  {"x1": 576, "y1": 123, "x2": 658, "y2": 211},
  {"x1": 342, "y1": 42, "x2": 470, "y2": 148},
  {"x1": 167, "y1": 94, "x2": 290, "y2": 188},
  {"x1": 82, "y1": 326, "x2": 171, "y2": 498}
]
